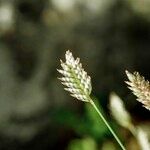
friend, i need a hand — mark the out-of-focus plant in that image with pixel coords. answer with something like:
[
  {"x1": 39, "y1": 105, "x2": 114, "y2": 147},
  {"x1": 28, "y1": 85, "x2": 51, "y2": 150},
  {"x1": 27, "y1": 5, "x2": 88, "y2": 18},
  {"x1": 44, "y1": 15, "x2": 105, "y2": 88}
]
[
  {"x1": 57, "y1": 50, "x2": 126, "y2": 150},
  {"x1": 67, "y1": 137, "x2": 97, "y2": 150},
  {"x1": 53, "y1": 97, "x2": 108, "y2": 140},
  {"x1": 109, "y1": 92, "x2": 135, "y2": 134},
  {"x1": 109, "y1": 92, "x2": 150, "y2": 150}
]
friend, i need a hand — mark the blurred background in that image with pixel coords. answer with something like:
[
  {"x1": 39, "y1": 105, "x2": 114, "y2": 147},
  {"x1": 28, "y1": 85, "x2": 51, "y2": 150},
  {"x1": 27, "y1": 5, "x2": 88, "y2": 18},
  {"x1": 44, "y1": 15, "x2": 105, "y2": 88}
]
[{"x1": 0, "y1": 0, "x2": 150, "y2": 149}]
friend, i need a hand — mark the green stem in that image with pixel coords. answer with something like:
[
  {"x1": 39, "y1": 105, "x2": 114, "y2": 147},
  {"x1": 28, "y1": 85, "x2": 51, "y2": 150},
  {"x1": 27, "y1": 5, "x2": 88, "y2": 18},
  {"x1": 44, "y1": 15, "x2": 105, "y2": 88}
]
[{"x1": 89, "y1": 99, "x2": 126, "y2": 150}]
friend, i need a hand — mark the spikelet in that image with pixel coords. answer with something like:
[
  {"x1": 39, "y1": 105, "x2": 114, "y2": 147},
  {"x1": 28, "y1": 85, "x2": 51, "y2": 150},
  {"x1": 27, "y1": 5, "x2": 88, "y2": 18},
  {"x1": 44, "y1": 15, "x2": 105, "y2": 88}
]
[
  {"x1": 125, "y1": 70, "x2": 150, "y2": 110},
  {"x1": 57, "y1": 50, "x2": 92, "y2": 102}
]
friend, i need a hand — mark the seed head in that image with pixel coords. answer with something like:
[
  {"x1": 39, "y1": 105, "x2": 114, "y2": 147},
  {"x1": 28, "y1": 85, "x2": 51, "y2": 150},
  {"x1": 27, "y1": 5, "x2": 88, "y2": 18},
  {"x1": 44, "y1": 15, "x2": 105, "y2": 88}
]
[
  {"x1": 125, "y1": 70, "x2": 150, "y2": 110},
  {"x1": 57, "y1": 50, "x2": 92, "y2": 102}
]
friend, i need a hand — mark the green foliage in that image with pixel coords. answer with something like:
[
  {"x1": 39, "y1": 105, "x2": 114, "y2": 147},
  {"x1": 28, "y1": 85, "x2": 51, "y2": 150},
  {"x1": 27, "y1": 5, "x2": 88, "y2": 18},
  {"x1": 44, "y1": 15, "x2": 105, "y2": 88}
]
[
  {"x1": 55, "y1": 97, "x2": 108, "y2": 140},
  {"x1": 67, "y1": 137, "x2": 97, "y2": 150}
]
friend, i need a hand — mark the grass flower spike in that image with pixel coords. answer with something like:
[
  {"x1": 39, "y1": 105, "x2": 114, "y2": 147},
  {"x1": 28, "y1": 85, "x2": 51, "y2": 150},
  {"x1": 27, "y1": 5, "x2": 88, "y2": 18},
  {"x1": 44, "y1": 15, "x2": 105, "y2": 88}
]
[
  {"x1": 57, "y1": 50, "x2": 92, "y2": 102},
  {"x1": 125, "y1": 70, "x2": 150, "y2": 110},
  {"x1": 58, "y1": 50, "x2": 126, "y2": 150}
]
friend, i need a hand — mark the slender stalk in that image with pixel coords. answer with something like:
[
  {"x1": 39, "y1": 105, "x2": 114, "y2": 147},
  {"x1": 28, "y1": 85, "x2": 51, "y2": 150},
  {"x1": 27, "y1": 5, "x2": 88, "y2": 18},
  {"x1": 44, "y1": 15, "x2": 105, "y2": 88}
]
[{"x1": 89, "y1": 98, "x2": 126, "y2": 150}]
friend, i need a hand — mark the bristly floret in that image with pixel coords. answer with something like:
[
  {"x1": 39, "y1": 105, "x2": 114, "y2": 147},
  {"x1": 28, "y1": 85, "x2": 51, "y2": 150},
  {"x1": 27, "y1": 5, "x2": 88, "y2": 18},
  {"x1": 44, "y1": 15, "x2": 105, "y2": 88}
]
[
  {"x1": 57, "y1": 50, "x2": 92, "y2": 102},
  {"x1": 125, "y1": 70, "x2": 150, "y2": 110}
]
